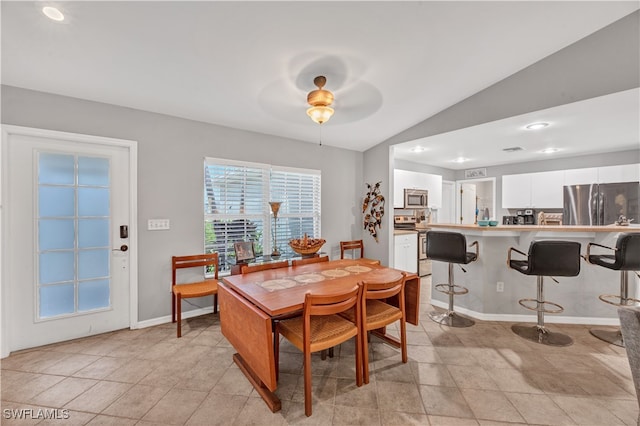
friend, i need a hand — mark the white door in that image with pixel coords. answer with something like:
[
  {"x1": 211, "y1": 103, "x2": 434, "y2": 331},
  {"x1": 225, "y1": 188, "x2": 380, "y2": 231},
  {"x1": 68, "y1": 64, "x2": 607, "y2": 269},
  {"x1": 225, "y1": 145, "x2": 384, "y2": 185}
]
[
  {"x1": 3, "y1": 127, "x2": 136, "y2": 352},
  {"x1": 458, "y1": 183, "x2": 477, "y2": 224}
]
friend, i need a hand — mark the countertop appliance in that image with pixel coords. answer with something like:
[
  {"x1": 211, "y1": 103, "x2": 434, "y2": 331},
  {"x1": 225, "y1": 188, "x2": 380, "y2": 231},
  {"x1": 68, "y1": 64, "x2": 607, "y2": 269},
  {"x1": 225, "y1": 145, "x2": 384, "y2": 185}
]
[
  {"x1": 404, "y1": 189, "x2": 428, "y2": 209},
  {"x1": 516, "y1": 209, "x2": 536, "y2": 225},
  {"x1": 563, "y1": 182, "x2": 639, "y2": 226},
  {"x1": 502, "y1": 215, "x2": 518, "y2": 225}
]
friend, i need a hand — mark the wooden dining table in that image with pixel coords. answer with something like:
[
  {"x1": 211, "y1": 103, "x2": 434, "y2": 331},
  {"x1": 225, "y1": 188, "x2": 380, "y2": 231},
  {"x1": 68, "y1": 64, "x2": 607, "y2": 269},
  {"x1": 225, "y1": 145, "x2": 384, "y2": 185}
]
[{"x1": 219, "y1": 258, "x2": 421, "y2": 412}]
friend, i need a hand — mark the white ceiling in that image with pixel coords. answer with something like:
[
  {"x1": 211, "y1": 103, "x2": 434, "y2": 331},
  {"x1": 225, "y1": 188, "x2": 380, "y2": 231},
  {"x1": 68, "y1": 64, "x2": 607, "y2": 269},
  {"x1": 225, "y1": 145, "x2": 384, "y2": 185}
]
[
  {"x1": 2, "y1": 1, "x2": 639, "y2": 157},
  {"x1": 394, "y1": 87, "x2": 640, "y2": 170}
]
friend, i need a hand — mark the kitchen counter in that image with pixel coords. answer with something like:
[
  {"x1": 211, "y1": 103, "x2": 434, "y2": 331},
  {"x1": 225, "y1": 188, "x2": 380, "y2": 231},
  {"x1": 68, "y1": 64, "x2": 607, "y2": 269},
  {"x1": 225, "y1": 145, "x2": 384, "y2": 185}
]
[
  {"x1": 427, "y1": 224, "x2": 639, "y2": 324},
  {"x1": 393, "y1": 229, "x2": 418, "y2": 235},
  {"x1": 428, "y1": 223, "x2": 640, "y2": 232}
]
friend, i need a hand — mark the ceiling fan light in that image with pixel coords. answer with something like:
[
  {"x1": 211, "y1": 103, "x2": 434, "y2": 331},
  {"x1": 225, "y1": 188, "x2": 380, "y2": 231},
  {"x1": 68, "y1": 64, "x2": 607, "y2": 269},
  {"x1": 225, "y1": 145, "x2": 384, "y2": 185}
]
[
  {"x1": 306, "y1": 76, "x2": 335, "y2": 125},
  {"x1": 306, "y1": 106, "x2": 334, "y2": 124}
]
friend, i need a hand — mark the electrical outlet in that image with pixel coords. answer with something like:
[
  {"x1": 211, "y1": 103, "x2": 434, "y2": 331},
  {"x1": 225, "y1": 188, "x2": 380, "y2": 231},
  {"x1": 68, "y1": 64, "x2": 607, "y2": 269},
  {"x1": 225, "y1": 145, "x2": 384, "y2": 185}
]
[{"x1": 496, "y1": 281, "x2": 504, "y2": 292}]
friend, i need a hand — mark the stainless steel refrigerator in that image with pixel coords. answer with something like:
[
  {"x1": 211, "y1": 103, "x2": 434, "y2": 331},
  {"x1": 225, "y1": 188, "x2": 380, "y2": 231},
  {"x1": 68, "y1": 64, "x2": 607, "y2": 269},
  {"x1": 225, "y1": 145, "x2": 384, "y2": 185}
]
[{"x1": 563, "y1": 182, "x2": 640, "y2": 226}]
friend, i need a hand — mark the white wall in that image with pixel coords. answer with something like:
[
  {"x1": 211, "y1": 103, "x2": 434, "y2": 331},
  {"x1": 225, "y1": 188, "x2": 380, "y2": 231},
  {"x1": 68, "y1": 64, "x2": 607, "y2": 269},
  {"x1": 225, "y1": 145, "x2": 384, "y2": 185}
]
[{"x1": 1, "y1": 85, "x2": 365, "y2": 322}]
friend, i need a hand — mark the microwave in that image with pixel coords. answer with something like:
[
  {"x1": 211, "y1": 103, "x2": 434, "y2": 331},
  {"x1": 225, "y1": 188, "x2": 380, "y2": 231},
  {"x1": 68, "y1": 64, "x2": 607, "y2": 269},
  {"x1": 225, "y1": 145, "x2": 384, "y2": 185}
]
[{"x1": 404, "y1": 189, "x2": 428, "y2": 208}]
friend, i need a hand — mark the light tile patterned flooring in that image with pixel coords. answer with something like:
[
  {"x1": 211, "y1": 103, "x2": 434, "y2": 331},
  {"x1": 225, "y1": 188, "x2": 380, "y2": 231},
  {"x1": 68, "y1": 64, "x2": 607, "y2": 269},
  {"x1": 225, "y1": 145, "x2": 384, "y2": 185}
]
[{"x1": 2, "y1": 277, "x2": 638, "y2": 425}]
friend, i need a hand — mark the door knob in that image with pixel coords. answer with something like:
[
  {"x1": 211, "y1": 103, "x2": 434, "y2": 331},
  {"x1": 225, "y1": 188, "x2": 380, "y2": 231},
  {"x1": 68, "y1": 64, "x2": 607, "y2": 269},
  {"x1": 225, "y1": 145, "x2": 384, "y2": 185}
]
[{"x1": 113, "y1": 245, "x2": 128, "y2": 252}]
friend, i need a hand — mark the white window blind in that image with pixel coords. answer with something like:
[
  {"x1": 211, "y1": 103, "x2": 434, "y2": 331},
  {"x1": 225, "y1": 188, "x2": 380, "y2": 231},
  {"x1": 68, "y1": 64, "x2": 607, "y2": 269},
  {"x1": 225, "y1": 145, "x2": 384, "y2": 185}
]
[{"x1": 204, "y1": 158, "x2": 321, "y2": 273}]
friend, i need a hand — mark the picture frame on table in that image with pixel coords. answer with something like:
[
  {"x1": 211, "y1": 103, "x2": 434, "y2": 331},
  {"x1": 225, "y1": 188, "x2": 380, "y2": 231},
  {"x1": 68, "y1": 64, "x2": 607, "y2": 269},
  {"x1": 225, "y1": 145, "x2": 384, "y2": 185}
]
[{"x1": 234, "y1": 241, "x2": 256, "y2": 262}]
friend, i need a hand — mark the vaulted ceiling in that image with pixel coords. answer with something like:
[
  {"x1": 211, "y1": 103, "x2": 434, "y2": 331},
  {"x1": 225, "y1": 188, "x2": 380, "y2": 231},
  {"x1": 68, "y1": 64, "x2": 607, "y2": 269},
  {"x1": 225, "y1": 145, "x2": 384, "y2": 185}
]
[{"x1": 2, "y1": 1, "x2": 638, "y2": 162}]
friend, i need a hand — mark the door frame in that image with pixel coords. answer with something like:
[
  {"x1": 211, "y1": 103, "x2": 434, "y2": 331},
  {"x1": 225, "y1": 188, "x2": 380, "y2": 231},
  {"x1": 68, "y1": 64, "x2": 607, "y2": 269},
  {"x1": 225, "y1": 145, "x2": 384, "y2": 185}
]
[
  {"x1": 455, "y1": 177, "x2": 496, "y2": 224},
  {"x1": 1, "y1": 125, "x2": 139, "y2": 358}
]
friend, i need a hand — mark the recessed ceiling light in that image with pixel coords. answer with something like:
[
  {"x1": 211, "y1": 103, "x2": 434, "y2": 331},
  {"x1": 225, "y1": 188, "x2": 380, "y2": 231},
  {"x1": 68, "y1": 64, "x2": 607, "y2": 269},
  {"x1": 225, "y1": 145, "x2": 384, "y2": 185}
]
[
  {"x1": 42, "y1": 6, "x2": 64, "y2": 21},
  {"x1": 411, "y1": 146, "x2": 425, "y2": 153},
  {"x1": 525, "y1": 122, "x2": 549, "y2": 130},
  {"x1": 451, "y1": 157, "x2": 469, "y2": 163},
  {"x1": 539, "y1": 148, "x2": 560, "y2": 154}
]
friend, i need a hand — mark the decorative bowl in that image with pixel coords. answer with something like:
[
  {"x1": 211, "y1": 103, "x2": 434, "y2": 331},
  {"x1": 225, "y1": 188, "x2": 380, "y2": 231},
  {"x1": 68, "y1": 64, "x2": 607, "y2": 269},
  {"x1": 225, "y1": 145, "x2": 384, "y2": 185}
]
[
  {"x1": 489, "y1": 220, "x2": 499, "y2": 226},
  {"x1": 477, "y1": 220, "x2": 490, "y2": 227},
  {"x1": 289, "y1": 236, "x2": 326, "y2": 256}
]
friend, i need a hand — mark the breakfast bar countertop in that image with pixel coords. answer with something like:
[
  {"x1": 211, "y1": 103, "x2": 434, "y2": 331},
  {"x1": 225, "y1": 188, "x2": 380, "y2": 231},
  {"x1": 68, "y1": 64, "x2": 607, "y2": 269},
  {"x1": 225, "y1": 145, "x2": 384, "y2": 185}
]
[{"x1": 427, "y1": 223, "x2": 640, "y2": 233}]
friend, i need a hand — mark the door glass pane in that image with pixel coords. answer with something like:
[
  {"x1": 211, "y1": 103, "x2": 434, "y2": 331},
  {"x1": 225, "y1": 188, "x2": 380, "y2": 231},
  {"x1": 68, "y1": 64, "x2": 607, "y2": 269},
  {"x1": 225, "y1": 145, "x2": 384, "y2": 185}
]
[
  {"x1": 37, "y1": 151, "x2": 113, "y2": 320},
  {"x1": 78, "y1": 188, "x2": 110, "y2": 216},
  {"x1": 78, "y1": 279, "x2": 110, "y2": 311},
  {"x1": 79, "y1": 219, "x2": 109, "y2": 248},
  {"x1": 39, "y1": 251, "x2": 75, "y2": 284},
  {"x1": 78, "y1": 249, "x2": 109, "y2": 280},
  {"x1": 39, "y1": 219, "x2": 75, "y2": 250},
  {"x1": 78, "y1": 156, "x2": 109, "y2": 186},
  {"x1": 39, "y1": 187, "x2": 75, "y2": 217},
  {"x1": 40, "y1": 284, "x2": 75, "y2": 318},
  {"x1": 38, "y1": 153, "x2": 74, "y2": 185}
]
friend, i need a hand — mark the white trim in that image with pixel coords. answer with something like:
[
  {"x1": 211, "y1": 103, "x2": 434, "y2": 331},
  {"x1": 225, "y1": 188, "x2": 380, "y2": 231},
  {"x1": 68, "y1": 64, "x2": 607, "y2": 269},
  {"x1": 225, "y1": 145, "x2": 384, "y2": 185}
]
[
  {"x1": 430, "y1": 300, "x2": 621, "y2": 326},
  {"x1": 1, "y1": 125, "x2": 139, "y2": 356},
  {"x1": 136, "y1": 307, "x2": 214, "y2": 329}
]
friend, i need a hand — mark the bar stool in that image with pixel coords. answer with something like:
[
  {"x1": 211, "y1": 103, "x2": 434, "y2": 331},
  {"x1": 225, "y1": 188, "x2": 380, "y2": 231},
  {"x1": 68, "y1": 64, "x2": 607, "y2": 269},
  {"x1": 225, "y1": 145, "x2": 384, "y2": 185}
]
[
  {"x1": 587, "y1": 233, "x2": 640, "y2": 347},
  {"x1": 426, "y1": 231, "x2": 479, "y2": 327},
  {"x1": 507, "y1": 240, "x2": 581, "y2": 346}
]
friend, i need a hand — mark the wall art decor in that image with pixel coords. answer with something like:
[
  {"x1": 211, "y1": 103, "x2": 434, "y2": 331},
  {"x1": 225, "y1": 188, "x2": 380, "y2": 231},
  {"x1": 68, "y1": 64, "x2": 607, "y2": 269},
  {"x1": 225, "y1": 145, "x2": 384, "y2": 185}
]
[{"x1": 363, "y1": 181, "x2": 385, "y2": 242}]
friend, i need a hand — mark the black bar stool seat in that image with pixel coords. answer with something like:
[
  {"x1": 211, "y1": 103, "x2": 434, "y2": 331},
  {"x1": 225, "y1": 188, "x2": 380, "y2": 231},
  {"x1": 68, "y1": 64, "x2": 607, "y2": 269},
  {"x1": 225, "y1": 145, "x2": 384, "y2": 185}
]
[
  {"x1": 508, "y1": 240, "x2": 581, "y2": 346},
  {"x1": 587, "y1": 233, "x2": 640, "y2": 347},
  {"x1": 427, "y1": 231, "x2": 478, "y2": 327}
]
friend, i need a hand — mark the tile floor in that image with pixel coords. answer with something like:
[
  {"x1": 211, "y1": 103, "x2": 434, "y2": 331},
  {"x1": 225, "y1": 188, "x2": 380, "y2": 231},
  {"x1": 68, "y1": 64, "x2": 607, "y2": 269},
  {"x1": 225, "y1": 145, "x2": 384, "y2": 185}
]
[{"x1": 2, "y1": 277, "x2": 638, "y2": 425}]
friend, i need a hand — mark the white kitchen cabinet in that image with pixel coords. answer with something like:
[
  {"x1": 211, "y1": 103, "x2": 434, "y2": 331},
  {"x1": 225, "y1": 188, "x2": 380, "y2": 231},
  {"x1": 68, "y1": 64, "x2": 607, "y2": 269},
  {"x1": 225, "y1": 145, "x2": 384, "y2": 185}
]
[
  {"x1": 598, "y1": 164, "x2": 640, "y2": 184},
  {"x1": 393, "y1": 169, "x2": 443, "y2": 209},
  {"x1": 501, "y1": 173, "x2": 531, "y2": 208},
  {"x1": 530, "y1": 170, "x2": 564, "y2": 208},
  {"x1": 424, "y1": 173, "x2": 443, "y2": 208},
  {"x1": 564, "y1": 167, "x2": 598, "y2": 186},
  {"x1": 394, "y1": 233, "x2": 417, "y2": 274}
]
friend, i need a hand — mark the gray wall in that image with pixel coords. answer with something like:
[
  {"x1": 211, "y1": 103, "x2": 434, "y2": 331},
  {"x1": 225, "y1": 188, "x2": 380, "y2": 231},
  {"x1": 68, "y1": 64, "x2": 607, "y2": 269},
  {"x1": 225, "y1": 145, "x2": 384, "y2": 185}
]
[
  {"x1": 1, "y1": 85, "x2": 364, "y2": 321},
  {"x1": 367, "y1": 10, "x2": 639, "y2": 264}
]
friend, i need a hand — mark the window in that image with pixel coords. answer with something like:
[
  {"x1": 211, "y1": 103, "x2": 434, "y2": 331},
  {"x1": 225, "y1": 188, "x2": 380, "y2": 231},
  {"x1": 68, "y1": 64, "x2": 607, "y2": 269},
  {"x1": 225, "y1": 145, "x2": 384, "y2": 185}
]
[{"x1": 204, "y1": 158, "x2": 321, "y2": 273}]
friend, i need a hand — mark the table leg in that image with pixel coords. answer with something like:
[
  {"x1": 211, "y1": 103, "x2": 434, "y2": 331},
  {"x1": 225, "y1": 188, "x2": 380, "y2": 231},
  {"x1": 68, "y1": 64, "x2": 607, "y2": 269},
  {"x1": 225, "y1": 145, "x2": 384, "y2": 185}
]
[{"x1": 233, "y1": 353, "x2": 281, "y2": 412}]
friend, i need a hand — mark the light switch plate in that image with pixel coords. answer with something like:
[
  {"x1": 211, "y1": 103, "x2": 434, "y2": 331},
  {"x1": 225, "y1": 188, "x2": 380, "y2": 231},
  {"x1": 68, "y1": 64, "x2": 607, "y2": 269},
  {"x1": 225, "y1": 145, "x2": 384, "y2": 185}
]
[{"x1": 148, "y1": 219, "x2": 170, "y2": 230}]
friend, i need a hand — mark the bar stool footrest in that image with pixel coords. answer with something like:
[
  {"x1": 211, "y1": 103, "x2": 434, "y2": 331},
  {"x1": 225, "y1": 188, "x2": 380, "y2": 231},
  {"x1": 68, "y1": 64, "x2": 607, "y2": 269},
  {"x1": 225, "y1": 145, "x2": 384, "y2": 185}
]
[
  {"x1": 518, "y1": 298, "x2": 564, "y2": 314},
  {"x1": 589, "y1": 328, "x2": 624, "y2": 347},
  {"x1": 428, "y1": 310, "x2": 475, "y2": 327},
  {"x1": 511, "y1": 324, "x2": 573, "y2": 347},
  {"x1": 598, "y1": 294, "x2": 640, "y2": 307},
  {"x1": 434, "y1": 283, "x2": 469, "y2": 296}
]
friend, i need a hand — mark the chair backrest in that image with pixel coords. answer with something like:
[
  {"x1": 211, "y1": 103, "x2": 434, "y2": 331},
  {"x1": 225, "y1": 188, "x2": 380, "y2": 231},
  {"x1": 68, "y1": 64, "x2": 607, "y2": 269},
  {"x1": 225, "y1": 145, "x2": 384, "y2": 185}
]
[
  {"x1": 426, "y1": 231, "x2": 469, "y2": 264},
  {"x1": 527, "y1": 240, "x2": 581, "y2": 277},
  {"x1": 241, "y1": 259, "x2": 289, "y2": 274},
  {"x1": 172, "y1": 253, "x2": 219, "y2": 285},
  {"x1": 616, "y1": 233, "x2": 640, "y2": 271},
  {"x1": 618, "y1": 306, "x2": 640, "y2": 419},
  {"x1": 304, "y1": 285, "x2": 361, "y2": 318},
  {"x1": 340, "y1": 240, "x2": 364, "y2": 259},
  {"x1": 361, "y1": 271, "x2": 406, "y2": 302},
  {"x1": 292, "y1": 255, "x2": 329, "y2": 267}
]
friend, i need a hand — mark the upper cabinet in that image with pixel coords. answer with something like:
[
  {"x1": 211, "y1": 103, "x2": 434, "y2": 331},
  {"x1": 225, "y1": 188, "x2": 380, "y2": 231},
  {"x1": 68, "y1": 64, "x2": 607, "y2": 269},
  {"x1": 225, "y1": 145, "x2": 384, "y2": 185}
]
[
  {"x1": 393, "y1": 169, "x2": 443, "y2": 208},
  {"x1": 597, "y1": 164, "x2": 640, "y2": 184},
  {"x1": 502, "y1": 164, "x2": 639, "y2": 209}
]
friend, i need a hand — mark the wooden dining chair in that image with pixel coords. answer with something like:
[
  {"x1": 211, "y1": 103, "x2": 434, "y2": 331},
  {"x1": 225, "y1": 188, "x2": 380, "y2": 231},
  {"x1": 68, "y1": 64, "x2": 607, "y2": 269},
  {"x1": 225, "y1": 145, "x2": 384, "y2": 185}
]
[
  {"x1": 343, "y1": 271, "x2": 407, "y2": 383},
  {"x1": 275, "y1": 285, "x2": 363, "y2": 416},
  {"x1": 241, "y1": 259, "x2": 289, "y2": 274},
  {"x1": 340, "y1": 239, "x2": 364, "y2": 259},
  {"x1": 292, "y1": 255, "x2": 329, "y2": 267},
  {"x1": 172, "y1": 253, "x2": 220, "y2": 338}
]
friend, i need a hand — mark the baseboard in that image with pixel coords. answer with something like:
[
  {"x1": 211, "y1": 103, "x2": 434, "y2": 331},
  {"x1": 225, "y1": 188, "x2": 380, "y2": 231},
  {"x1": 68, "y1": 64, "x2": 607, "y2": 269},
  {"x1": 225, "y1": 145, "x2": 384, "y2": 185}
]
[
  {"x1": 135, "y1": 306, "x2": 214, "y2": 329},
  {"x1": 429, "y1": 300, "x2": 620, "y2": 326}
]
